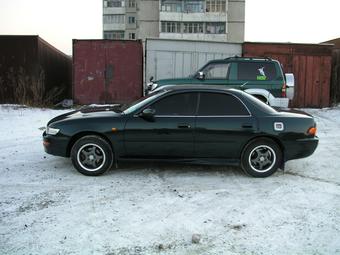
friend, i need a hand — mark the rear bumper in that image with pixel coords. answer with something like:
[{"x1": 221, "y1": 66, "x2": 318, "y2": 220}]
[
  {"x1": 43, "y1": 131, "x2": 69, "y2": 157},
  {"x1": 284, "y1": 137, "x2": 319, "y2": 161}
]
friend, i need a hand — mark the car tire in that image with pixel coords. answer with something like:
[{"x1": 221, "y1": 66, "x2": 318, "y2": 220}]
[
  {"x1": 71, "y1": 135, "x2": 114, "y2": 176},
  {"x1": 241, "y1": 138, "x2": 282, "y2": 178}
]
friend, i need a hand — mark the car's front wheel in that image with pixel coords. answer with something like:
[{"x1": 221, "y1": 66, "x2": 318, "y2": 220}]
[
  {"x1": 241, "y1": 138, "x2": 282, "y2": 177},
  {"x1": 71, "y1": 135, "x2": 114, "y2": 176}
]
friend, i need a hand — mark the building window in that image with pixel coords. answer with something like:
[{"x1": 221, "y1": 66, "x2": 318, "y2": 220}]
[
  {"x1": 206, "y1": 0, "x2": 226, "y2": 12},
  {"x1": 103, "y1": 14, "x2": 125, "y2": 24},
  {"x1": 129, "y1": 33, "x2": 136, "y2": 39},
  {"x1": 161, "y1": 21, "x2": 181, "y2": 33},
  {"x1": 128, "y1": 0, "x2": 136, "y2": 7},
  {"x1": 206, "y1": 22, "x2": 225, "y2": 34},
  {"x1": 184, "y1": 0, "x2": 204, "y2": 13},
  {"x1": 104, "y1": 31, "x2": 125, "y2": 39},
  {"x1": 161, "y1": 0, "x2": 182, "y2": 12},
  {"x1": 183, "y1": 22, "x2": 204, "y2": 33},
  {"x1": 128, "y1": 16, "x2": 135, "y2": 24},
  {"x1": 105, "y1": 0, "x2": 125, "y2": 8}
]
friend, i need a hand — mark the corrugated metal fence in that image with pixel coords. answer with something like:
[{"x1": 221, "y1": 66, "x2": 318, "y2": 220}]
[
  {"x1": 331, "y1": 49, "x2": 340, "y2": 104},
  {"x1": 145, "y1": 38, "x2": 242, "y2": 82},
  {"x1": 243, "y1": 42, "x2": 333, "y2": 108}
]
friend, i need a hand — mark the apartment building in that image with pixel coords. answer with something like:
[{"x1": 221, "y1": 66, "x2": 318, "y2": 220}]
[{"x1": 103, "y1": 0, "x2": 245, "y2": 42}]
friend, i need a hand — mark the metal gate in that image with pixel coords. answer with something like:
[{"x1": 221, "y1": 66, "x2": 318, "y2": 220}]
[
  {"x1": 73, "y1": 40, "x2": 143, "y2": 105},
  {"x1": 243, "y1": 42, "x2": 333, "y2": 108}
]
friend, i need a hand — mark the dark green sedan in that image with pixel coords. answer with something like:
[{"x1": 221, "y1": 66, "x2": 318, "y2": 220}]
[{"x1": 43, "y1": 86, "x2": 318, "y2": 177}]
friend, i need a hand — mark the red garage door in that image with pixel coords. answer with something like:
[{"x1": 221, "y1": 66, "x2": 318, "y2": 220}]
[
  {"x1": 243, "y1": 42, "x2": 333, "y2": 108},
  {"x1": 73, "y1": 40, "x2": 143, "y2": 105}
]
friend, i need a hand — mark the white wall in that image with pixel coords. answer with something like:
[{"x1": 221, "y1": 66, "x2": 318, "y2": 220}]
[{"x1": 145, "y1": 38, "x2": 242, "y2": 83}]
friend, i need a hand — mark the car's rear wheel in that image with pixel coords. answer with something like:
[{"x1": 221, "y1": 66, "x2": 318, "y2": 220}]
[
  {"x1": 71, "y1": 135, "x2": 113, "y2": 176},
  {"x1": 241, "y1": 138, "x2": 282, "y2": 177}
]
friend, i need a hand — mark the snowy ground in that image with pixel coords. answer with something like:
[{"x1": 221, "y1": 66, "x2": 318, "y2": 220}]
[{"x1": 0, "y1": 105, "x2": 339, "y2": 255}]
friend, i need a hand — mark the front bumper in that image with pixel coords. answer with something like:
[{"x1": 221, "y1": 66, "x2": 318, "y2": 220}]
[
  {"x1": 43, "y1": 131, "x2": 69, "y2": 157},
  {"x1": 284, "y1": 136, "x2": 319, "y2": 161}
]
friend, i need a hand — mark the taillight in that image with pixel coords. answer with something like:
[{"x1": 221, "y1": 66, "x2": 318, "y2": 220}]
[
  {"x1": 307, "y1": 127, "x2": 317, "y2": 136},
  {"x1": 282, "y1": 83, "x2": 287, "y2": 98}
]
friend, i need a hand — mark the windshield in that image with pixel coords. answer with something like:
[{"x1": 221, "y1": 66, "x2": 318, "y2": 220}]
[{"x1": 122, "y1": 90, "x2": 165, "y2": 114}]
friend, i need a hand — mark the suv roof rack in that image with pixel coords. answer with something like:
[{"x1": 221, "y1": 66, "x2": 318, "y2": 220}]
[{"x1": 224, "y1": 56, "x2": 273, "y2": 61}]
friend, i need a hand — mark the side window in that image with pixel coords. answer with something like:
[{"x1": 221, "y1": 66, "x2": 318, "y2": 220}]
[
  {"x1": 151, "y1": 93, "x2": 198, "y2": 116},
  {"x1": 201, "y1": 63, "x2": 230, "y2": 79},
  {"x1": 237, "y1": 62, "x2": 277, "y2": 81},
  {"x1": 198, "y1": 92, "x2": 249, "y2": 116}
]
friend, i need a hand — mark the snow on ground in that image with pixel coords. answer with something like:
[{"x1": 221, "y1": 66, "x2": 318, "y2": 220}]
[{"x1": 0, "y1": 105, "x2": 339, "y2": 255}]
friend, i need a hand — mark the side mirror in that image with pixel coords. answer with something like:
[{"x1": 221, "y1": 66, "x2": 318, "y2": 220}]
[
  {"x1": 285, "y1": 73, "x2": 295, "y2": 87},
  {"x1": 149, "y1": 76, "x2": 154, "y2": 82},
  {"x1": 196, "y1": 71, "x2": 205, "y2": 80},
  {"x1": 139, "y1": 108, "x2": 155, "y2": 121}
]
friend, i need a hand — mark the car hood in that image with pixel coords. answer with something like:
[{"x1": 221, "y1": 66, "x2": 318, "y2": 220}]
[{"x1": 47, "y1": 106, "x2": 123, "y2": 125}]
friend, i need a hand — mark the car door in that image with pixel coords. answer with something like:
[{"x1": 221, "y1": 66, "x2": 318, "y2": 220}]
[
  {"x1": 124, "y1": 92, "x2": 198, "y2": 158},
  {"x1": 194, "y1": 92, "x2": 256, "y2": 159}
]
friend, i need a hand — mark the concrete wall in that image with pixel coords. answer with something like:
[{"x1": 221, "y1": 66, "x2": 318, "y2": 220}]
[
  {"x1": 103, "y1": 0, "x2": 245, "y2": 42},
  {"x1": 227, "y1": 0, "x2": 245, "y2": 42},
  {"x1": 137, "y1": 0, "x2": 160, "y2": 39}
]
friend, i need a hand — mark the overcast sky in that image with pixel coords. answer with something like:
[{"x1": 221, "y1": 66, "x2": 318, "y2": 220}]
[{"x1": 0, "y1": 0, "x2": 339, "y2": 55}]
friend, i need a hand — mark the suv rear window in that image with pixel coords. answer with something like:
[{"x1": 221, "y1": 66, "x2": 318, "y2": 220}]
[{"x1": 237, "y1": 62, "x2": 277, "y2": 81}]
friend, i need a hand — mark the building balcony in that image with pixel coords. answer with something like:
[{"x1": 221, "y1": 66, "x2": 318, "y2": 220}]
[
  {"x1": 103, "y1": 7, "x2": 125, "y2": 15},
  {"x1": 103, "y1": 23, "x2": 126, "y2": 31},
  {"x1": 160, "y1": 11, "x2": 227, "y2": 22},
  {"x1": 159, "y1": 33, "x2": 228, "y2": 42}
]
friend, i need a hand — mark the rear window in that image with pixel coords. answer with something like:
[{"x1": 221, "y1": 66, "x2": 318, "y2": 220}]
[
  {"x1": 198, "y1": 92, "x2": 250, "y2": 116},
  {"x1": 241, "y1": 92, "x2": 278, "y2": 114},
  {"x1": 237, "y1": 62, "x2": 277, "y2": 81}
]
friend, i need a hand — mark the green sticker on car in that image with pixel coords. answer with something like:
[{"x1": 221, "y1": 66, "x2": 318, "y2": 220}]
[{"x1": 257, "y1": 75, "x2": 267, "y2": 80}]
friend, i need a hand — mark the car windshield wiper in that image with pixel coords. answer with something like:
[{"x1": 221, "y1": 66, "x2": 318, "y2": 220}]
[{"x1": 111, "y1": 105, "x2": 124, "y2": 113}]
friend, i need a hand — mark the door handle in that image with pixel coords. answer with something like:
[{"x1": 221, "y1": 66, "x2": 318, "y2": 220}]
[
  {"x1": 242, "y1": 123, "x2": 253, "y2": 129},
  {"x1": 178, "y1": 124, "x2": 191, "y2": 129}
]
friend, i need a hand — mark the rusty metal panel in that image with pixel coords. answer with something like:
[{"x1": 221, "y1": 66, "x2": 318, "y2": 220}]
[
  {"x1": 243, "y1": 42, "x2": 333, "y2": 108},
  {"x1": 0, "y1": 35, "x2": 71, "y2": 105},
  {"x1": 330, "y1": 49, "x2": 340, "y2": 104},
  {"x1": 37, "y1": 37, "x2": 72, "y2": 101},
  {"x1": 73, "y1": 40, "x2": 143, "y2": 105}
]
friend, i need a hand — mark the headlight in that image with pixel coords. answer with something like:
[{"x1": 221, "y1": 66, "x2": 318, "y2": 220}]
[
  {"x1": 147, "y1": 82, "x2": 158, "y2": 91},
  {"x1": 46, "y1": 126, "x2": 60, "y2": 135}
]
